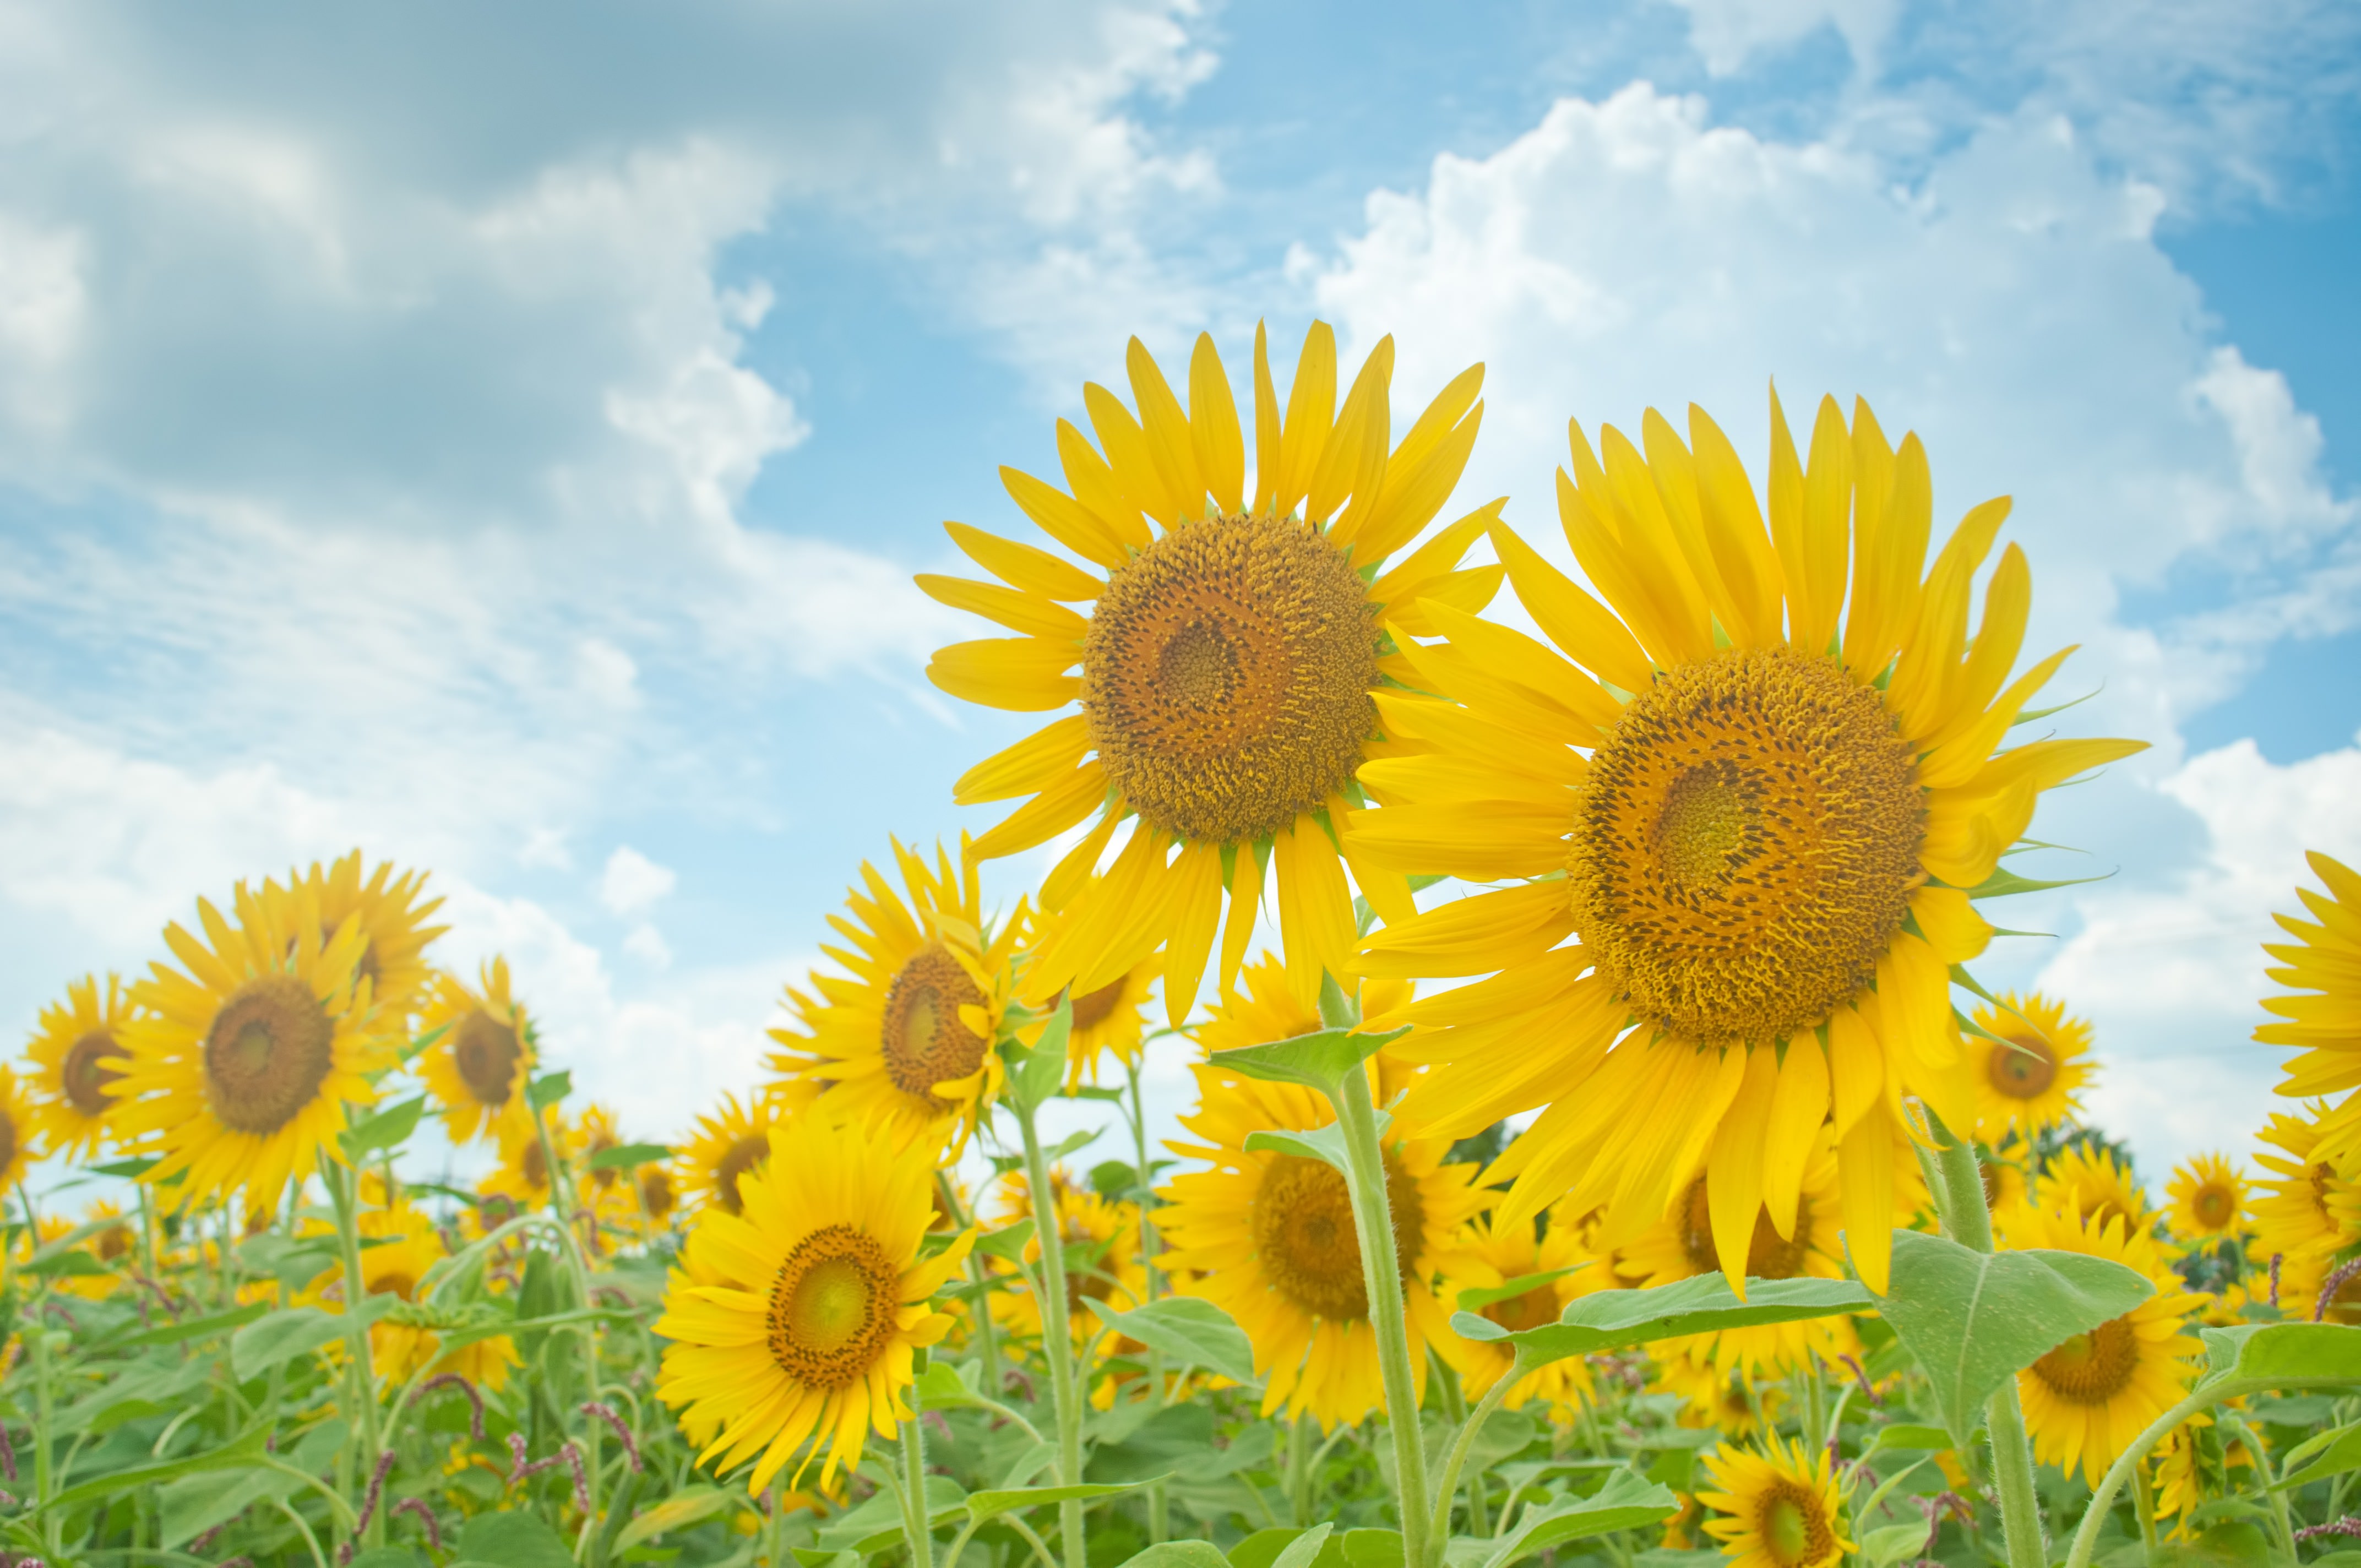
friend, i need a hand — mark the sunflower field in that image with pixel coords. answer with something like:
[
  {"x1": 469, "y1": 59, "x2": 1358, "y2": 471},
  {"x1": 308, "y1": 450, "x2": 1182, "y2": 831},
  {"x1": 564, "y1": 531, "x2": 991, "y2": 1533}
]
[{"x1": 12, "y1": 324, "x2": 2361, "y2": 1568}]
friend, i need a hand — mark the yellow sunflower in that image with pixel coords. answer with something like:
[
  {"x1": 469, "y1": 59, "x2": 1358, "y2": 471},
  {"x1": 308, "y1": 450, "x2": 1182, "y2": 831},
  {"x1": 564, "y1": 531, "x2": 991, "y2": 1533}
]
[
  {"x1": 1455, "y1": 1211, "x2": 1599, "y2": 1413},
  {"x1": 24, "y1": 972, "x2": 139, "y2": 1161},
  {"x1": 1346, "y1": 391, "x2": 2144, "y2": 1292},
  {"x1": 2023, "y1": 1145, "x2": 2152, "y2": 1237},
  {"x1": 2262, "y1": 853, "x2": 2361, "y2": 1161},
  {"x1": 2250, "y1": 1105, "x2": 2361, "y2": 1283},
  {"x1": 923, "y1": 323, "x2": 1502, "y2": 1021},
  {"x1": 2152, "y1": 1411, "x2": 2253, "y2": 1542},
  {"x1": 279, "y1": 850, "x2": 446, "y2": 1021},
  {"x1": 768, "y1": 840, "x2": 1015, "y2": 1151},
  {"x1": 2167, "y1": 1153, "x2": 2248, "y2": 1244},
  {"x1": 1969, "y1": 990, "x2": 2095, "y2": 1142},
  {"x1": 678, "y1": 1089, "x2": 806, "y2": 1218},
  {"x1": 2010, "y1": 1205, "x2": 2204, "y2": 1485},
  {"x1": 655, "y1": 1118, "x2": 975, "y2": 1493},
  {"x1": 1195, "y1": 954, "x2": 1413, "y2": 1057},
  {"x1": 481, "y1": 1106, "x2": 567, "y2": 1213},
  {"x1": 572, "y1": 1103, "x2": 644, "y2": 1239},
  {"x1": 115, "y1": 878, "x2": 393, "y2": 1212},
  {"x1": 1157, "y1": 1058, "x2": 1494, "y2": 1428},
  {"x1": 1614, "y1": 1129, "x2": 1858, "y2": 1375},
  {"x1": 415, "y1": 958, "x2": 535, "y2": 1146},
  {"x1": 1700, "y1": 1436, "x2": 1853, "y2": 1568},
  {"x1": 1024, "y1": 885, "x2": 1158, "y2": 1091},
  {"x1": 312, "y1": 1200, "x2": 520, "y2": 1390},
  {"x1": 987, "y1": 1165, "x2": 1148, "y2": 1346},
  {"x1": 638, "y1": 1162, "x2": 681, "y2": 1231},
  {"x1": 50, "y1": 1200, "x2": 137, "y2": 1301}
]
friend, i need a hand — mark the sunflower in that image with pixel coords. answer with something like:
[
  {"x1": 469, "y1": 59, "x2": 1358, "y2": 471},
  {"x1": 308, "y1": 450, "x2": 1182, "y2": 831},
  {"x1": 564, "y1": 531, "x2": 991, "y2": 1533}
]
[
  {"x1": 655, "y1": 1118, "x2": 975, "y2": 1493},
  {"x1": 50, "y1": 1200, "x2": 137, "y2": 1302},
  {"x1": 638, "y1": 1162, "x2": 681, "y2": 1230},
  {"x1": 279, "y1": 850, "x2": 446, "y2": 1021},
  {"x1": 1345, "y1": 392, "x2": 2144, "y2": 1292},
  {"x1": 415, "y1": 959, "x2": 535, "y2": 1147},
  {"x1": 1982, "y1": 1139, "x2": 2031, "y2": 1227},
  {"x1": 24, "y1": 973, "x2": 139, "y2": 1161},
  {"x1": 2009, "y1": 1205, "x2": 2204, "y2": 1485},
  {"x1": 987, "y1": 1165, "x2": 1148, "y2": 1342},
  {"x1": 678, "y1": 1090, "x2": 806, "y2": 1218},
  {"x1": 1614, "y1": 1129, "x2": 1857, "y2": 1375},
  {"x1": 768, "y1": 840, "x2": 1016, "y2": 1151},
  {"x1": 313, "y1": 1200, "x2": 520, "y2": 1390},
  {"x1": 115, "y1": 878, "x2": 393, "y2": 1212},
  {"x1": 2262, "y1": 853, "x2": 2361, "y2": 1156},
  {"x1": 1455, "y1": 1211, "x2": 1599, "y2": 1413},
  {"x1": 923, "y1": 323, "x2": 1501, "y2": 1022},
  {"x1": 1969, "y1": 991, "x2": 2094, "y2": 1142},
  {"x1": 1156, "y1": 1058, "x2": 1494, "y2": 1428},
  {"x1": 2023, "y1": 1145, "x2": 2152, "y2": 1237},
  {"x1": 2167, "y1": 1153, "x2": 2248, "y2": 1244},
  {"x1": 1024, "y1": 885, "x2": 1158, "y2": 1091},
  {"x1": 1700, "y1": 1436, "x2": 1853, "y2": 1568},
  {"x1": 481, "y1": 1107, "x2": 567, "y2": 1213},
  {"x1": 1195, "y1": 954, "x2": 1413, "y2": 1057},
  {"x1": 572, "y1": 1103, "x2": 644, "y2": 1234},
  {"x1": 2152, "y1": 1411, "x2": 2253, "y2": 1542},
  {"x1": 1662, "y1": 1354, "x2": 1788, "y2": 1438},
  {"x1": 2250, "y1": 1106, "x2": 2361, "y2": 1280}
]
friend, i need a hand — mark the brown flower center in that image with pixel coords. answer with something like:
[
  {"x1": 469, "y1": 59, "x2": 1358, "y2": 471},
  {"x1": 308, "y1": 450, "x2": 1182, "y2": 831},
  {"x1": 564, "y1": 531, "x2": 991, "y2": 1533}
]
[
  {"x1": 1483, "y1": 1282, "x2": 1562, "y2": 1334},
  {"x1": 2031, "y1": 1316, "x2": 2140, "y2": 1403},
  {"x1": 96, "y1": 1223, "x2": 134, "y2": 1262},
  {"x1": 1756, "y1": 1480, "x2": 1837, "y2": 1568},
  {"x1": 1989, "y1": 1034, "x2": 2058, "y2": 1099},
  {"x1": 1569, "y1": 645, "x2": 1923, "y2": 1047},
  {"x1": 203, "y1": 974, "x2": 337, "y2": 1135},
  {"x1": 373, "y1": 1270, "x2": 420, "y2": 1302},
  {"x1": 62, "y1": 1029, "x2": 127, "y2": 1117},
  {"x1": 1069, "y1": 977, "x2": 1130, "y2": 1032},
  {"x1": 880, "y1": 945, "x2": 989, "y2": 1108},
  {"x1": 712, "y1": 1132, "x2": 770, "y2": 1216},
  {"x1": 639, "y1": 1166, "x2": 676, "y2": 1223},
  {"x1": 1083, "y1": 512, "x2": 1377, "y2": 844},
  {"x1": 2191, "y1": 1182, "x2": 2238, "y2": 1232},
  {"x1": 766, "y1": 1223, "x2": 900, "y2": 1389},
  {"x1": 1675, "y1": 1175, "x2": 1812, "y2": 1280},
  {"x1": 1251, "y1": 1146, "x2": 1424, "y2": 1321},
  {"x1": 453, "y1": 1009, "x2": 522, "y2": 1108}
]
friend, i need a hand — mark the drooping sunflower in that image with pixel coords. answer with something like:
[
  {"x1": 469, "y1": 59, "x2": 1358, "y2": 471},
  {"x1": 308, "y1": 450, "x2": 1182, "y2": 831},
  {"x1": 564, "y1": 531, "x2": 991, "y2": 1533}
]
[
  {"x1": 279, "y1": 850, "x2": 446, "y2": 1021},
  {"x1": 24, "y1": 973, "x2": 139, "y2": 1161},
  {"x1": 1346, "y1": 392, "x2": 2144, "y2": 1291},
  {"x1": 1455, "y1": 1210, "x2": 1600, "y2": 1413},
  {"x1": 1022, "y1": 884, "x2": 1158, "y2": 1091},
  {"x1": 415, "y1": 958, "x2": 535, "y2": 1146},
  {"x1": 2167, "y1": 1153, "x2": 2248, "y2": 1244},
  {"x1": 1969, "y1": 991, "x2": 2094, "y2": 1142},
  {"x1": 1699, "y1": 1436, "x2": 1853, "y2": 1568},
  {"x1": 115, "y1": 878, "x2": 394, "y2": 1212},
  {"x1": 768, "y1": 840, "x2": 1016, "y2": 1151},
  {"x1": 2009, "y1": 1205, "x2": 2204, "y2": 1485},
  {"x1": 923, "y1": 323, "x2": 1502, "y2": 1021},
  {"x1": 2260, "y1": 852, "x2": 2361, "y2": 1163},
  {"x1": 1157, "y1": 1058, "x2": 1495, "y2": 1428},
  {"x1": 655, "y1": 1118, "x2": 975, "y2": 1493}
]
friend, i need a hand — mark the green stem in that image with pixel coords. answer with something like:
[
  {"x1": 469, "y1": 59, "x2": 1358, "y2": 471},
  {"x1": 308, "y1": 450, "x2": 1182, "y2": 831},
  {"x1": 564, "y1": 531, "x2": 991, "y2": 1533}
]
[
  {"x1": 532, "y1": 1097, "x2": 606, "y2": 1559},
  {"x1": 901, "y1": 1414, "x2": 937, "y2": 1568},
  {"x1": 2218, "y1": 1411, "x2": 2295, "y2": 1562},
  {"x1": 324, "y1": 1163, "x2": 385, "y2": 1551},
  {"x1": 1286, "y1": 1413, "x2": 1314, "y2": 1527},
  {"x1": 1430, "y1": 1363, "x2": 1517, "y2": 1549},
  {"x1": 1329, "y1": 1057, "x2": 1434, "y2": 1568},
  {"x1": 2132, "y1": 1456, "x2": 2158, "y2": 1556},
  {"x1": 1016, "y1": 1099, "x2": 1087, "y2": 1568},
  {"x1": 2065, "y1": 1380, "x2": 2276, "y2": 1568},
  {"x1": 1126, "y1": 1056, "x2": 1171, "y2": 1545}
]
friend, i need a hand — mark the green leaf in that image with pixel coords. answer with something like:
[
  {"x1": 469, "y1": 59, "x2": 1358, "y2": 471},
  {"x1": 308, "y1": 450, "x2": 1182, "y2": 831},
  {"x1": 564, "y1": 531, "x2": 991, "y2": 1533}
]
[
  {"x1": 1210, "y1": 1024, "x2": 1409, "y2": 1097},
  {"x1": 45, "y1": 1426, "x2": 270, "y2": 1513},
  {"x1": 90, "y1": 1155, "x2": 160, "y2": 1179},
  {"x1": 2270, "y1": 1416, "x2": 2361, "y2": 1488},
  {"x1": 1477, "y1": 1471, "x2": 1682, "y2": 1568},
  {"x1": 527, "y1": 1069, "x2": 573, "y2": 1110},
  {"x1": 230, "y1": 1297, "x2": 401, "y2": 1381},
  {"x1": 159, "y1": 1464, "x2": 300, "y2": 1549},
  {"x1": 614, "y1": 1485, "x2": 737, "y2": 1552},
  {"x1": 1047, "y1": 1126, "x2": 1101, "y2": 1162},
  {"x1": 1869, "y1": 1227, "x2": 2154, "y2": 1445},
  {"x1": 2200, "y1": 1321, "x2": 2361, "y2": 1386},
  {"x1": 1271, "y1": 1523, "x2": 1338, "y2": 1568},
  {"x1": 976, "y1": 1218, "x2": 1037, "y2": 1263},
  {"x1": 115, "y1": 1299, "x2": 272, "y2": 1349},
  {"x1": 1858, "y1": 1522, "x2": 1933, "y2": 1568},
  {"x1": 1865, "y1": 1423, "x2": 1955, "y2": 1455},
  {"x1": 1118, "y1": 1544, "x2": 1232, "y2": 1568},
  {"x1": 24, "y1": 1248, "x2": 107, "y2": 1277},
  {"x1": 339, "y1": 1093, "x2": 427, "y2": 1161},
  {"x1": 2151, "y1": 1521, "x2": 2273, "y2": 1568},
  {"x1": 1245, "y1": 1119, "x2": 1384, "y2": 1177},
  {"x1": 915, "y1": 1360, "x2": 983, "y2": 1411},
  {"x1": 588, "y1": 1141, "x2": 672, "y2": 1172},
  {"x1": 966, "y1": 1478, "x2": 1156, "y2": 1522},
  {"x1": 818, "y1": 1476, "x2": 969, "y2": 1553},
  {"x1": 1963, "y1": 866, "x2": 2112, "y2": 899},
  {"x1": 1340, "y1": 1530, "x2": 1405, "y2": 1568},
  {"x1": 1451, "y1": 1273, "x2": 1871, "y2": 1366},
  {"x1": 1014, "y1": 996, "x2": 1073, "y2": 1112},
  {"x1": 456, "y1": 1510, "x2": 578, "y2": 1568},
  {"x1": 1456, "y1": 1266, "x2": 1588, "y2": 1313},
  {"x1": 1085, "y1": 1295, "x2": 1259, "y2": 1385}
]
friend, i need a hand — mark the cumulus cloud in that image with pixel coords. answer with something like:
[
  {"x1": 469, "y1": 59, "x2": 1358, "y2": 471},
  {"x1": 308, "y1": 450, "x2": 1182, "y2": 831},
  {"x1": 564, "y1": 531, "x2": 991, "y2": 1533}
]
[{"x1": 599, "y1": 846, "x2": 677, "y2": 918}]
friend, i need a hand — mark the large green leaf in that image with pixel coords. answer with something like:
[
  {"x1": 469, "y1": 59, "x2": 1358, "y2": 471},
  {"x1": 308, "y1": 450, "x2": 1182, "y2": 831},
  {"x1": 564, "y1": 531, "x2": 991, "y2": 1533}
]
[
  {"x1": 45, "y1": 1427, "x2": 270, "y2": 1513},
  {"x1": 2200, "y1": 1322, "x2": 2361, "y2": 1386},
  {"x1": 339, "y1": 1093, "x2": 427, "y2": 1161},
  {"x1": 1457, "y1": 1267, "x2": 1586, "y2": 1313},
  {"x1": 1118, "y1": 1544, "x2": 1231, "y2": 1568},
  {"x1": 1209, "y1": 1025, "x2": 1408, "y2": 1097},
  {"x1": 613, "y1": 1485, "x2": 737, "y2": 1551},
  {"x1": 158, "y1": 1464, "x2": 299, "y2": 1549},
  {"x1": 456, "y1": 1510, "x2": 576, "y2": 1568},
  {"x1": 587, "y1": 1140, "x2": 672, "y2": 1172},
  {"x1": 1012, "y1": 996, "x2": 1073, "y2": 1113},
  {"x1": 1086, "y1": 1295, "x2": 1259, "y2": 1384},
  {"x1": 115, "y1": 1299, "x2": 272, "y2": 1349},
  {"x1": 229, "y1": 1297, "x2": 400, "y2": 1381},
  {"x1": 1244, "y1": 1121, "x2": 1373, "y2": 1177},
  {"x1": 966, "y1": 1478, "x2": 1157, "y2": 1522},
  {"x1": 1475, "y1": 1472, "x2": 1681, "y2": 1568},
  {"x1": 1870, "y1": 1228, "x2": 2153, "y2": 1444},
  {"x1": 817, "y1": 1476, "x2": 969, "y2": 1553},
  {"x1": 1451, "y1": 1274, "x2": 1871, "y2": 1367}
]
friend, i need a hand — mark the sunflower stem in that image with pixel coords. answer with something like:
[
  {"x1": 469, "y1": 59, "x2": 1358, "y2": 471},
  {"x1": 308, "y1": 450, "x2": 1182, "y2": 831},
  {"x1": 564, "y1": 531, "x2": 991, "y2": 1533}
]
[
  {"x1": 1328, "y1": 1055, "x2": 1435, "y2": 1568},
  {"x1": 1125, "y1": 1055, "x2": 1171, "y2": 1545},
  {"x1": 900, "y1": 1411, "x2": 937, "y2": 1568},
  {"x1": 2064, "y1": 1378, "x2": 2275, "y2": 1568},
  {"x1": 532, "y1": 1093, "x2": 606, "y2": 1557},
  {"x1": 1922, "y1": 1113, "x2": 2044, "y2": 1568},
  {"x1": 325, "y1": 1160, "x2": 387, "y2": 1551},
  {"x1": 1430, "y1": 1355, "x2": 1518, "y2": 1548},
  {"x1": 1015, "y1": 1096, "x2": 1089, "y2": 1568}
]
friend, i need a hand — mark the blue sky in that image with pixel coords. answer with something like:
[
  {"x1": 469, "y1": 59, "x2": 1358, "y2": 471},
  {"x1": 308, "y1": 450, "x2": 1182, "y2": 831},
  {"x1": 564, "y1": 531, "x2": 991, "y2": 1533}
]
[{"x1": 3, "y1": 0, "x2": 2357, "y2": 1188}]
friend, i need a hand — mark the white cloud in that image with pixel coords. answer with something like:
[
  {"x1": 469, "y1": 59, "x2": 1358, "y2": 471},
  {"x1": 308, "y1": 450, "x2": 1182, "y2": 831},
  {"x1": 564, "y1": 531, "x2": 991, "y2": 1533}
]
[{"x1": 599, "y1": 846, "x2": 677, "y2": 917}]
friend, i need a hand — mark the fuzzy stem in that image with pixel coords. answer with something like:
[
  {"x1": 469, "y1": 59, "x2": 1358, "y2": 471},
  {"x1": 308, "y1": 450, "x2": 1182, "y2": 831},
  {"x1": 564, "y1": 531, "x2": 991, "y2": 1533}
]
[
  {"x1": 2064, "y1": 1380, "x2": 2275, "y2": 1568},
  {"x1": 324, "y1": 1163, "x2": 386, "y2": 1551},
  {"x1": 1127, "y1": 1055, "x2": 1171, "y2": 1545},
  {"x1": 1016, "y1": 1099, "x2": 1087, "y2": 1568},
  {"x1": 1430, "y1": 1361, "x2": 1517, "y2": 1549},
  {"x1": 901, "y1": 1413, "x2": 937, "y2": 1568}
]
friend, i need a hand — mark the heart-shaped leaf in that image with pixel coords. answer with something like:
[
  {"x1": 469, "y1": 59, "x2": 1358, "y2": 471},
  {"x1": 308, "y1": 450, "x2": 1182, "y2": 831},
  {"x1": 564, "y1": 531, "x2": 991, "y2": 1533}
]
[
  {"x1": 1452, "y1": 1274, "x2": 1870, "y2": 1368},
  {"x1": 1210, "y1": 1024, "x2": 1409, "y2": 1097},
  {"x1": 1086, "y1": 1295, "x2": 1259, "y2": 1385},
  {"x1": 1870, "y1": 1228, "x2": 2153, "y2": 1445}
]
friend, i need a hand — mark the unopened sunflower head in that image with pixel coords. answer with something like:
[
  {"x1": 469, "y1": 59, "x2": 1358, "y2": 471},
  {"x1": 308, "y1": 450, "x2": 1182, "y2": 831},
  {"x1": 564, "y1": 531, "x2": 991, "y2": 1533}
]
[
  {"x1": 1345, "y1": 390, "x2": 2146, "y2": 1292},
  {"x1": 923, "y1": 323, "x2": 1500, "y2": 1025},
  {"x1": 766, "y1": 838, "x2": 1016, "y2": 1154}
]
